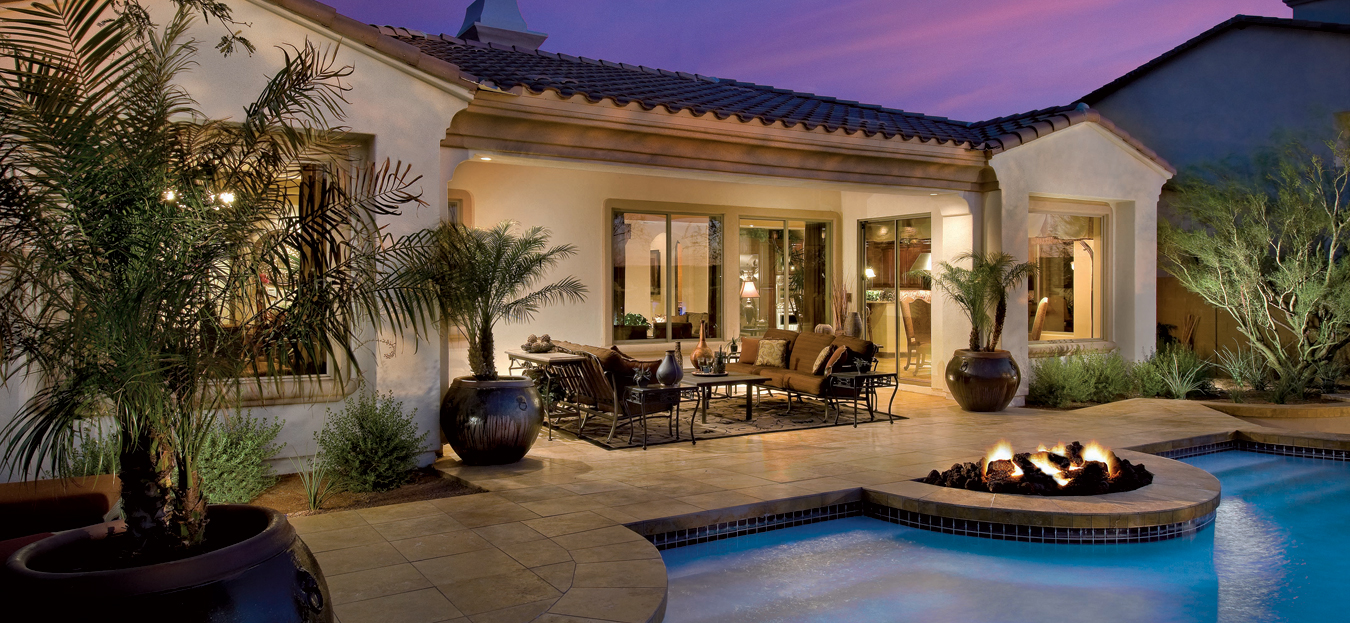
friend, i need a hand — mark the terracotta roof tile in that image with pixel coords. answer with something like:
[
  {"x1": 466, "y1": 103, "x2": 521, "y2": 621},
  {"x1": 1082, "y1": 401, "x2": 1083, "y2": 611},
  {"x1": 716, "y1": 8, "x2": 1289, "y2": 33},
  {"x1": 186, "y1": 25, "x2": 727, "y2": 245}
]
[{"x1": 369, "y1": 28, "x2": 1170, "y2": 170}]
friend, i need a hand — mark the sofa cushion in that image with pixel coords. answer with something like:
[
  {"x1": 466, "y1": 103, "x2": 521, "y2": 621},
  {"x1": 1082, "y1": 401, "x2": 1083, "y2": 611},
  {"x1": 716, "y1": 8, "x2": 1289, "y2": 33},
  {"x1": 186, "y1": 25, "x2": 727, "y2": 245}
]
[
  {"x1": 739, "y1": 338, "x2": 760, "y2": 365},
  {"x1": 755, "y1": 339, "x2": 790, "y2": 368},
  {"x1": 782, "y1": 371, "x2": 828, "y2": 395},
  {"x1": 756, "y1": 366, "x2": 790, "y2": 387},
  {"x1": 790, "y1": 332, "x2": 836, "y2": 374},
  {"x1": 762, "y1": 329, "x2": 800, "y2": 357},
  {"x1": 725, "y1": 361, "x2": 762, "y2": 376}
]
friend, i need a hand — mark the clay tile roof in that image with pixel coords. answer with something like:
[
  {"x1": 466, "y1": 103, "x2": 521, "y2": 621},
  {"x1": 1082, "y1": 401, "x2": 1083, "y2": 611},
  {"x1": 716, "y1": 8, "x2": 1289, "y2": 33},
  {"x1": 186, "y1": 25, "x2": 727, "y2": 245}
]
[
  {"x1": 380, "y1": 29, "x2": 1171, "y2": 170},
  {"x1": 1083, "y1": 15, "x2": 1350, "y2": 104}
]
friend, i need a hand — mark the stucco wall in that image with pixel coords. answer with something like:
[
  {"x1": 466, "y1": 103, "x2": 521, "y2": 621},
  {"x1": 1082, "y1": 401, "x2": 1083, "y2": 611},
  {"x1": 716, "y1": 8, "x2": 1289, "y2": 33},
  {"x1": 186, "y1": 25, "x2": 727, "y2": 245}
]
[
  {"x1": 0, "y1": 0, "x2": 471, "y2": 481},
  {"x1": 991, "y1": 123, "x2": 1171, "y2": 398},
  {"x1": 1089, "y1": 24, "x2": 1350, "y2": 171},
  {"x1": 445, "y1": 160, "x2": 848, "y2": 370}
]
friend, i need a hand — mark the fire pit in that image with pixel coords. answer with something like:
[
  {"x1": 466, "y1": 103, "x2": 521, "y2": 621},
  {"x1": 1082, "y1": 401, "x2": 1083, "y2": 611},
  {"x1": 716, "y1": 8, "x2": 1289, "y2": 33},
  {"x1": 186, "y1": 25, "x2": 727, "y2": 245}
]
[{"x1": 922, "y1": 440, "x2": 1154, "y2": 496}]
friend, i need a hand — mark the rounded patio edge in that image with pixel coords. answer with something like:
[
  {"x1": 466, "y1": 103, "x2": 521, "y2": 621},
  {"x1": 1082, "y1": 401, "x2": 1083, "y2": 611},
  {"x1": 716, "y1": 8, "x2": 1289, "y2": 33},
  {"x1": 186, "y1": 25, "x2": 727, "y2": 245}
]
[{"x1": 863, "y1": 450, "x2": 1221, "y2": 544}]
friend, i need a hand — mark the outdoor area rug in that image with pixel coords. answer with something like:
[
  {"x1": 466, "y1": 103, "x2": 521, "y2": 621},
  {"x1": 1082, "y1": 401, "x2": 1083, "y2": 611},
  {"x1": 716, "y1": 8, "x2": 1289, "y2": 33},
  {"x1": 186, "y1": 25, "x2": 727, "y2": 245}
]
[{"x1": 547, "y1": 390, "x2": 906, "y2": 449}]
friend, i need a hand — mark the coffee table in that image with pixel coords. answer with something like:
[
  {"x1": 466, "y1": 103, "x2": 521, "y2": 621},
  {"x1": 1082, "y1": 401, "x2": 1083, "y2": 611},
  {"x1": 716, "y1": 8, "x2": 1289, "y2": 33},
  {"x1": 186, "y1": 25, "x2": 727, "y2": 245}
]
[{"x1": 680, "y1": 374, "x2": 771, "y2": 444}]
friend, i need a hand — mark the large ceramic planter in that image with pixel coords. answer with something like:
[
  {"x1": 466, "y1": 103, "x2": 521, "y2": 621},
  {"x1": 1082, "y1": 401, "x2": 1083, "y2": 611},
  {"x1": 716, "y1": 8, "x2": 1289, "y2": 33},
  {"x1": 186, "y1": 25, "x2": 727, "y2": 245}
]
[
  {"x1": 945, "y1": 349, "x2": 1020, "y2": 412},
  {"x1": 4, "y1": 505, "x2": 330, "y2": 622},
  {"x1": 442, "y1": 376, "x2": 544, "y2": 465}
]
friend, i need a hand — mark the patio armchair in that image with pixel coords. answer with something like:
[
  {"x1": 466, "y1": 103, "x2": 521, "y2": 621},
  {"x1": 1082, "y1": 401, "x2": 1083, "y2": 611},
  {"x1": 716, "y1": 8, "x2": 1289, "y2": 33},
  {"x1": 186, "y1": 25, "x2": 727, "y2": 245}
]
[{"x1": 550, "y1": 342, "x2": 680, "y2": 443}]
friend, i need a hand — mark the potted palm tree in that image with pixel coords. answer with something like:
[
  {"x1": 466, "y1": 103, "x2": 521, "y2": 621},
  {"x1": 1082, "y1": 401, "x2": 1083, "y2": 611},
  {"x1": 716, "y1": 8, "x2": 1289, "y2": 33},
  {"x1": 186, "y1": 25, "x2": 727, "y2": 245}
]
[
  {"x1": 920, "y1": 251, "x2": 1036, "y2": 412},
  {"x1": 420, "y1": 222, "x2": 586, "y2": 465},
  {"x1": 0, "y1": 2, "x2": 431, "y2": 619}
]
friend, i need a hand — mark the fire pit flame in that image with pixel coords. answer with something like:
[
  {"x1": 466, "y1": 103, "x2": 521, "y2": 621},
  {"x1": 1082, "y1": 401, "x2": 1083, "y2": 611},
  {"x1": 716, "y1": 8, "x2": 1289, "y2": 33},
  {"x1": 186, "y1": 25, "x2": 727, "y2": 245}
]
[
  {"x1": 1028, "y1": 452, "x2": 1071, "y2": 487},
  {"x1": 982, "y1": 440, "x2": 1023, "y2": 478},
  {"x1": 923, "y1": 440, "x2": 1153, "y2": 496}
]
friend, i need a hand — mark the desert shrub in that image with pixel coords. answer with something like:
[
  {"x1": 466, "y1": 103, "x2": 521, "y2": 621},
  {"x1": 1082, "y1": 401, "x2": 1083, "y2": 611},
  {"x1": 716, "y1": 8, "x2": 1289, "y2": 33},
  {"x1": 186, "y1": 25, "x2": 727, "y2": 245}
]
[
  {"x1": 1216, "y1": 346, "x2": 1270, "y2": 401},
  {"x1": 62, "y1": 427, "x2": 120, "y2": 477},
  {"x1": 1136, "y1": 346, "x2": 1211, "y2": 399},
  {"x1": 1028, "y1": 356, "x2": 1091, "y2": 408},
  {"x1": 200, "y1": 413, "x2": 286, "y2": 504},
  {"x1": 316, "y1": 388, "x2": 428, "y2": 493},
  {"x1": 1028, "y1": 351, "x2": 1134, "y2": 408}
]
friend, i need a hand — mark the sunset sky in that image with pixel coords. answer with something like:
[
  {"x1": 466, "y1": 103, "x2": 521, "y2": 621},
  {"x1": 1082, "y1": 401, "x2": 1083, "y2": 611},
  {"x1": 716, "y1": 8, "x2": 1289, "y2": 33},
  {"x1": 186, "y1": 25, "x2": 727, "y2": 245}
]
[{"x1": 325, "y1": 0, "x2": 1288, "y2": 122}]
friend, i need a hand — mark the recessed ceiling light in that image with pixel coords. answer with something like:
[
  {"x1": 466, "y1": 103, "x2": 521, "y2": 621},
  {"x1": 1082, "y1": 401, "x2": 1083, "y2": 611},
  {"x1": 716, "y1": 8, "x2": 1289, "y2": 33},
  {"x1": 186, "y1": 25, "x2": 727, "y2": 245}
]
[
  {"x1": 479, "y1": 156, "x2": 492, "y2": 161},
  {"x1": 930, "y1": 193, "x2": 938, "y2": 196}
]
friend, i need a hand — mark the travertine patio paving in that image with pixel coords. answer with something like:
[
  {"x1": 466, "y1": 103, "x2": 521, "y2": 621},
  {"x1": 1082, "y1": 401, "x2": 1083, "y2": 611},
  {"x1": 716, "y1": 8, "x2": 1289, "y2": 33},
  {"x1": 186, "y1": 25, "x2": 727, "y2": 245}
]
[{"x1": 296, "y1": 394, "x2": 1251, "y2": 623}]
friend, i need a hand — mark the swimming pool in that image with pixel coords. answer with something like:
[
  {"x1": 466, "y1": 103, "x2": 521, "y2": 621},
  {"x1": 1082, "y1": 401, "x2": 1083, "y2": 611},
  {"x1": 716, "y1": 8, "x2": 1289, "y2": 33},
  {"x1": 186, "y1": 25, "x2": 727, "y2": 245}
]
[{"x1": 661, "y1": 451, "x2": 1349, "y2": 622}]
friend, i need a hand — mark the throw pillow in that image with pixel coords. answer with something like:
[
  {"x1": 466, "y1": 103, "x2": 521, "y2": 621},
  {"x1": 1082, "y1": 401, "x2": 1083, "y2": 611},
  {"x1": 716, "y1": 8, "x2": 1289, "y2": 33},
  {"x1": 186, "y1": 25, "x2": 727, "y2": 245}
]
[
  {"x1": 755, "y1": 339, "x2": 789, "y2": 368},
  {"x1": 740, "y1": 337, "x2": 761, "y2": 364},
  {"x1": 824, "y1": 345, "x2": 850, "y2": 375},
  {"x1": 811, "y1": 345, "x2": 834, "y2": 375}
]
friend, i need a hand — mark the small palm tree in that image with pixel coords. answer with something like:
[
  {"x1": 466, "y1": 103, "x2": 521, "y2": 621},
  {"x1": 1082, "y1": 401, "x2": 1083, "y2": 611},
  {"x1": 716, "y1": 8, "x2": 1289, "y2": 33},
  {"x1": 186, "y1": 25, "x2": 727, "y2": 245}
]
[
  {"x1": 919, "y1": 251, "x2": 1036, "y2": 352},
  {"x1": 0, "y1": 0, "x2": 431, "y2": 557},
  {"x1": 420, "y1": 222, "x2": 587, "y2": 380}
]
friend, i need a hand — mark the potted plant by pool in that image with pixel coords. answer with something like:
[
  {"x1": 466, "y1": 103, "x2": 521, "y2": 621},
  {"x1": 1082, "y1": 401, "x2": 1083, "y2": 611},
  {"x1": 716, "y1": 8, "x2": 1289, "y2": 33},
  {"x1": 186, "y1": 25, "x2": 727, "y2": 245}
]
[
  {"x1": 920, "y1": 252, "x2": 1036, "y2": 412},
  {"x1": 0, "y1": 3, "x2": 430, "y2": 619},
  {"x1": 421, "y1": 221, "x2": 587, "y2": 465}
]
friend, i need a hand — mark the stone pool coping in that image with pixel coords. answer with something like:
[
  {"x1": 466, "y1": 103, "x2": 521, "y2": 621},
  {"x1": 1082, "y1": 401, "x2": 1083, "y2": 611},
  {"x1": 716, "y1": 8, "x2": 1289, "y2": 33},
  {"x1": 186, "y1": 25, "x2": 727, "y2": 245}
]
[{"x1": 313, "y1": 398, "x2": 1347, "y2": 623}]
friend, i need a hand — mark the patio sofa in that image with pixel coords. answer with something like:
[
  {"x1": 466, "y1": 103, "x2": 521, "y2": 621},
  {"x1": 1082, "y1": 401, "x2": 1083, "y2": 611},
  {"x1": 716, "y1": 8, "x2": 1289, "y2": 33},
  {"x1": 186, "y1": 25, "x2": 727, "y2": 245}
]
[{"x1": 726, "y1": 329, "x2": 879, "y2": 404}]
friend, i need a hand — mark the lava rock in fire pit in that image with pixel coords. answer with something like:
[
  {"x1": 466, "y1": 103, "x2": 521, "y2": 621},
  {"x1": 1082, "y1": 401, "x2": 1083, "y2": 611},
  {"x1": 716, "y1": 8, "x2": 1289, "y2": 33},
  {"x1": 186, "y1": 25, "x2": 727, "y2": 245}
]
[{"x1": 920, "y1": 441, "x2": 1154, "y2": 496}]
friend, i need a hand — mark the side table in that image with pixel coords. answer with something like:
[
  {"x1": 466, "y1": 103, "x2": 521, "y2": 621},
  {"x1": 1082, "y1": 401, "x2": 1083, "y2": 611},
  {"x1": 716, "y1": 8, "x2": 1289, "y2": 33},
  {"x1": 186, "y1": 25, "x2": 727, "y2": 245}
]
[{"x1": 828, "y1": 371, "x2": 898, "y2": 427}]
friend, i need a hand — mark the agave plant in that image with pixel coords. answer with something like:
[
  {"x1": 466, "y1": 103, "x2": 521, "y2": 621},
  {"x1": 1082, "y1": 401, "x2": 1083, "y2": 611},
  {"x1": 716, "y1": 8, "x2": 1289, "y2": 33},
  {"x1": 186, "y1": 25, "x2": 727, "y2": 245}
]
[
  {"x1": 918, "y1": 251, "x2": 1037, "y2": 352},
  {"x1": 416, "y1": 221, "x2": 587, "y2": 380},
  {"x1": 0, "y1": 0, "x2": 432, "y2": 558}
]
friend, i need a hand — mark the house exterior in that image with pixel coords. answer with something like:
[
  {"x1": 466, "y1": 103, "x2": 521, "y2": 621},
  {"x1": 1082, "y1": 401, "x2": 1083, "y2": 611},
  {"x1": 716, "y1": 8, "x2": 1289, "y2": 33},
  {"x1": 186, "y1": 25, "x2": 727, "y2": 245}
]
[
  {"x1": 1084, "y1": 0, "x2": 1350, "y2": 358},
  {"x1": 0, "y1": 0, "x2": 1174, "y2": 475}
]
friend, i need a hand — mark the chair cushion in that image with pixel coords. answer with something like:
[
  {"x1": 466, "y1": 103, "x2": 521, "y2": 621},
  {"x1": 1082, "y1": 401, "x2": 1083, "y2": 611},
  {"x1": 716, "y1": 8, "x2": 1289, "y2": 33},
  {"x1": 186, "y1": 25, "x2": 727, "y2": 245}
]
[
  {"x1": 755, "y1": 339, "x2": 790, "y2": 368},
  {"x1": 790, "y1": 332, "x2": 836, "y2": 374},
  {"x1": 782, "y1": 371, "x2": 827, "y2": 395}
]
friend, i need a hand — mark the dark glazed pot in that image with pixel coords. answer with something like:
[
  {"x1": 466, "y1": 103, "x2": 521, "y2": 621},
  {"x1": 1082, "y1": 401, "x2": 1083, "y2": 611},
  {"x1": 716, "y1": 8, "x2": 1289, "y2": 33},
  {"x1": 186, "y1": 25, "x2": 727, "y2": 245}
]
[
  {"x1": 4, "y1": 505, "x2": 330, "y2": 622},
  {"x1": 442, "y1": 376, "x2": 544, "y2": 465},
  {"x1": 945, "y1": 349, "x2": 1021, "y2": 412}
]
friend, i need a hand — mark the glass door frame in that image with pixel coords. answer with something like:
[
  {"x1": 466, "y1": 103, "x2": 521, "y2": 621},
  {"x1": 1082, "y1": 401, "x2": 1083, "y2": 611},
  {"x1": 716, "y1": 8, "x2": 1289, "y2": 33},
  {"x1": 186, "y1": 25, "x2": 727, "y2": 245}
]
[
  {"x1": 858, "y1": 214, "x2": 932, "y2": 385},
  {"x1": 737, "y1": 218, "x2": 832, "y2": 336}
]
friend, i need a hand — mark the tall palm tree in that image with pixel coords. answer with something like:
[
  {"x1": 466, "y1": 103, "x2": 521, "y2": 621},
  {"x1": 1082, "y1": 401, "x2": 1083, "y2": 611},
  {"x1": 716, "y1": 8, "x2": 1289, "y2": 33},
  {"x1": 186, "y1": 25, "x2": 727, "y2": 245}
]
[
  {"x1": 417, "y1": 221, "x2": 586, "y2": 380},
  {"x1": 0, "y1": 0, "x2": 433, "y2": 558}
]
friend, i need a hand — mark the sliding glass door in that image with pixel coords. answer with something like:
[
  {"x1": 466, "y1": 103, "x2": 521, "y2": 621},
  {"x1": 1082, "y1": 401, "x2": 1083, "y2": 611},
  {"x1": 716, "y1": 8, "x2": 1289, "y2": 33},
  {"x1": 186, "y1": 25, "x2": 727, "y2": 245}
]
[
  {"x1": 860, "y1": 216, "x2": 932, "y2": 383},
  {"x1": 738, "y1": 219, "x2": 830, "y2": 336}
]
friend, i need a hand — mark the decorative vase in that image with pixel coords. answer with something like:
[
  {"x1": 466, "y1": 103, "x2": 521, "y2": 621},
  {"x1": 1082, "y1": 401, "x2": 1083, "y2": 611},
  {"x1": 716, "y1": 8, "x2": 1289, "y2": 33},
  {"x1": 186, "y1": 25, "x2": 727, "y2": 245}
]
[
  {"x1": 845, "y1": 312, "x2": 864, "y2": 337},
  {"x1": 5, "y1": 505, "x2": 331, "y2": 622},
  {"x1": 945, "y1": 350, "x2": 1021, "y2": 412},
  {"x1": 689, "y1": 321, "x2": 714, "y2": 368},
  {"x1": 656, "y1": 350, "x2": 683, "y2": 386},
  {"x1": 441, "y1": 376, "x2": 544, "y2": 465}
]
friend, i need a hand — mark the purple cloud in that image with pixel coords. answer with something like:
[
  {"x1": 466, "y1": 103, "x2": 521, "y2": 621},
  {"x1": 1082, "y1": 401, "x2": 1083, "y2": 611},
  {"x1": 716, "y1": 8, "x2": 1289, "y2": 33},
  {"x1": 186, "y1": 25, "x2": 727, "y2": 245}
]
[{"x1": 323, "y1": 0, "x2": 1285, "y2": 121}]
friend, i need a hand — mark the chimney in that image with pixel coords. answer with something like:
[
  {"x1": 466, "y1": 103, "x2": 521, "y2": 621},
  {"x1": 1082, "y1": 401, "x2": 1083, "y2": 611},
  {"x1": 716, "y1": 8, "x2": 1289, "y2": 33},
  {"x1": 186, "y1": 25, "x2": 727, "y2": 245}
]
[
  {"x1": 1285, "y1": 0, "x2": 1350, "y2": 23},
  {"x1": 457, "y1": 0, "x2": 548, "y2": 49}
]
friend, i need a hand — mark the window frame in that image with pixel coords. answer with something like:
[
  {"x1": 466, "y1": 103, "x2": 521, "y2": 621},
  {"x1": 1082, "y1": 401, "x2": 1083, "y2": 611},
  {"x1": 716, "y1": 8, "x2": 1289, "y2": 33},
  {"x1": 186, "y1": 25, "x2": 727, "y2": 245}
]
[
  {"x1": 1027, "y1": 199, "x2": 1112, "y2": 345},
  {"x1": 610, "y1": 209, "x2": 726, "y2": 344}
]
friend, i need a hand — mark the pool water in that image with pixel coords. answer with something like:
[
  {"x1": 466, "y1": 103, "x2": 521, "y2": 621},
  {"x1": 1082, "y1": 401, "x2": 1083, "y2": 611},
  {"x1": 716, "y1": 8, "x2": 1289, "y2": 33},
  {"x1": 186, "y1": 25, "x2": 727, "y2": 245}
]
[{"x1": 661, "y1": 451, "x2": 1350, "y2": 623}]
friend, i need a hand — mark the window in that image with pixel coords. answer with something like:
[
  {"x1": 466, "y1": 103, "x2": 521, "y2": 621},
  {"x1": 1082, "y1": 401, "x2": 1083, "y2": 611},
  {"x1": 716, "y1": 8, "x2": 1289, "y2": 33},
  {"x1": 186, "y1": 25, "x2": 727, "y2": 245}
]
[
  {"x1": 1028, "y1": 213, "x2": 1104, "y2": 341},
  {"x1": 231, "y1": 164, "x2": 338, "y2": 376},
  {"x1": 739, "y1": 219, "x2": 830, "y2": 336},
  {"x1": 612, "y1": 212, "x2": 723, "y2": 341}
]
